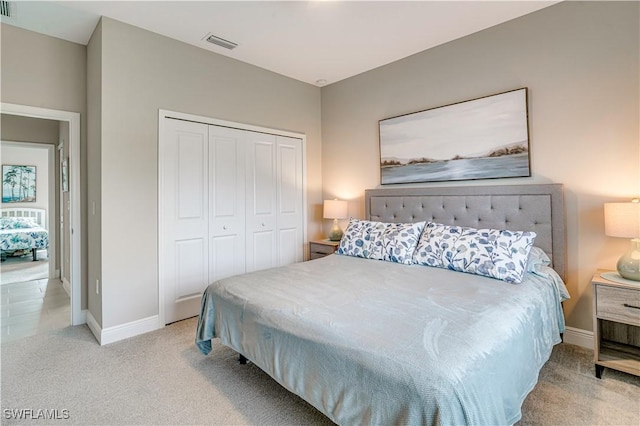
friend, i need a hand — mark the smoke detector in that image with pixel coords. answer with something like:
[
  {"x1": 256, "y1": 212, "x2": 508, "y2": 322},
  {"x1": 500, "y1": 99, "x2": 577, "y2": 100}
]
[{"x1": 202, "y1": 33, "x2": 238, "y2": 50}]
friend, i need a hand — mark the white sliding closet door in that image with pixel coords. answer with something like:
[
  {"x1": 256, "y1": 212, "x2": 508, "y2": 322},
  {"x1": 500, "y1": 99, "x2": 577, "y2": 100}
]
[
  {"x1": 245, "y1": 132, "x2": 278, "y2": 272},
  {"x1": 161, "y1": 119, "x2": 209, "y2": 324},
  {"x1": 161, "y1": 115, "x2": 305, "y2": 324},
  {"x1": 208, "y1": 126, "x2": 246, "y2": 282},
  {"x1": 276, "y1": 136, "x2": 304, "y2": 266}
]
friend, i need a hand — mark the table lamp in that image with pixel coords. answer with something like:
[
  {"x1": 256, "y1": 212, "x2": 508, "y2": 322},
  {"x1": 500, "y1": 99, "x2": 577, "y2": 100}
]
[
  {"x1": 323, "y1": 199, "x2": 348, "y2": 241},
  {"x1": 604, "y1": 199, "x2": 640, "y2": 281}
]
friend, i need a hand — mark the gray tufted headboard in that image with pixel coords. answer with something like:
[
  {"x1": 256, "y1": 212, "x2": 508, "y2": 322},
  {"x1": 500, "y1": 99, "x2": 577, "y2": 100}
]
[{"x1": 365, "y1": 184, "x2": 565, "y2": 280}]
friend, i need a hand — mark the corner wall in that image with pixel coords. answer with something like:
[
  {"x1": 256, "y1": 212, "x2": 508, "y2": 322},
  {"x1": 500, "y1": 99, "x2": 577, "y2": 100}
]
[{"x1": 320, "y1": 1, "x2": 639, "y2": 332}]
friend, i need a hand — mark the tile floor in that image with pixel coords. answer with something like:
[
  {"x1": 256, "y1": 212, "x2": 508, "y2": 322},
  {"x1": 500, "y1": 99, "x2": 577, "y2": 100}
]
[{"x1": 0, "y1": 277, "x2": 70, "y2": 343}]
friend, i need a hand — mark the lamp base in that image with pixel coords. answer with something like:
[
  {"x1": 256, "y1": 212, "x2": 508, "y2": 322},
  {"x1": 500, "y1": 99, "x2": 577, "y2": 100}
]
[
  {"x1": 617, "y1": 239, "x2": 640, "y2": 281},
  {"x1": 328, "y1": 219, "x2": 343, "y2": 242}
]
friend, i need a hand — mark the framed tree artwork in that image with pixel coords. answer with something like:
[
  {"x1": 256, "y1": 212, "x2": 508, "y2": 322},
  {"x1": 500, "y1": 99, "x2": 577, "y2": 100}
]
[{"x1": 2, "y1": 164, "x2": 37, "y2": 202}]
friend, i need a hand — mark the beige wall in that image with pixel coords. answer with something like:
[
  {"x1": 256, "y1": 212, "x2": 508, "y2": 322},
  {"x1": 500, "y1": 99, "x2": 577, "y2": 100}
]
[
  {"x1": 321, "y1": 1, "x2": 639, "y2": 332},
  {"x1": 93, "y1": 18, "x2": 322, "y2": 328},
  {"x1": 1, "y1": 24, "x2": 88, "y2": 310},
  {"x1": 1, "y1": 114, "x2": 59, "y2": 144}
]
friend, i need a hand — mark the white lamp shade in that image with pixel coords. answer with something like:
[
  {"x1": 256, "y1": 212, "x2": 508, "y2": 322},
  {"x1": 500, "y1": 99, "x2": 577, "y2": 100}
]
[
  {"x1": 604, "y1": 201, "x2": 640, "y2": 238},
  {"x1": 323, "y1": 199, "x2": 348, "y2": 219}
]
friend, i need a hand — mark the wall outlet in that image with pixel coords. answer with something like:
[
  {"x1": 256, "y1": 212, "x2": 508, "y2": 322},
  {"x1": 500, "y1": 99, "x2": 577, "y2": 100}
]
[{"x1": 96, "y1": 279, "x2": 100, "y2": 295}]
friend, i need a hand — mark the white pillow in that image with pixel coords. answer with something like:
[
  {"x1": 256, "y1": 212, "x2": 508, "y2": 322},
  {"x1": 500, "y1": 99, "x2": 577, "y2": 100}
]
[
  {"x1": 412, "y1": 222, "x2": 537, "y2": 283},
  {"x1": 338, "y1": 218, "x2": 426, "y2": 265},
  {"x1": 526, "y1": 246, "x2": 551, "y2": 272}
]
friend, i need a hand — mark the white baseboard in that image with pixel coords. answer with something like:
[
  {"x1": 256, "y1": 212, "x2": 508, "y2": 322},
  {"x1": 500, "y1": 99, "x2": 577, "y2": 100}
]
[
  {"x1": 62, "y1": 278, "x2": 71, "y2": 297},
  {"x1": 86, "y1": 312, "x2": 163, "y2": 345},
  {"x1": 563, "y1": 326, "x2": 593, "y2": 349},
  {"x1": 77, "y1": 309, "x2": 87, "y2": 325},
  {"x1": 101, "y1": 315, "x2": 163, "y2": 345},
  {"x1": 86, "y1": 311, "x2": 102, "y2": 344}
]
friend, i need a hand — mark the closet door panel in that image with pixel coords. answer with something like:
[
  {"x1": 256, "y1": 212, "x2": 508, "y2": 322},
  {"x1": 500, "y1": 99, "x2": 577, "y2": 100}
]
[
  {"x1": 250, "y1": 230, "x2": 276, "y2": 272},
  {"x1": 161, "y1": 119, "x2": 209, "y2": 324},
  {"x1": 278, "y1": 228, "x2": 298, "y2": 266},
  {"x1": 246, "y1": 132, "x2": 277, "y2": 272},
  {"x1": 209, "y1": 126, "x2": 246, "y2": 282},
  {"x1": 276, "y1": 136, "x2": 304, "y2": 266},
  {"x1": 175, "y1": 239, "x2": 206, "y2": 299},
  {"x1": 211, "y1": 235, "x2": 242, "y2": 281}
]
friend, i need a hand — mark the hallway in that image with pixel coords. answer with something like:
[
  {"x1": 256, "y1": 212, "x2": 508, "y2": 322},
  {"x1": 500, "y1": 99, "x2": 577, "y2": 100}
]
[{"x1": 0, "y1": 277, "x2": 70, "y2": 343}]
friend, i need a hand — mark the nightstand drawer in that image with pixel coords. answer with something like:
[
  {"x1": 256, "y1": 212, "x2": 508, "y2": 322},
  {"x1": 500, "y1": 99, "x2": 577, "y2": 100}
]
[
  {"x1": 596, "y1": 285, "x2": 640, "y2": 326},
  {"x1": 311, "y1": 243, "x2": 337, "y2": 255},
  {"x1": 309, "y1": 240, "x2": 340, "y2": 260}
]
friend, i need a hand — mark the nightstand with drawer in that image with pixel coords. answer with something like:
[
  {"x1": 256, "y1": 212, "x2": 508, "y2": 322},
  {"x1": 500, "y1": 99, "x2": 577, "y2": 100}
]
[
  {"x1": 592, "y1": 270, "x2": 640, "y2": 378},
  {"x1": 309, "y1": 240, "x2": 340, "y2": 260}
]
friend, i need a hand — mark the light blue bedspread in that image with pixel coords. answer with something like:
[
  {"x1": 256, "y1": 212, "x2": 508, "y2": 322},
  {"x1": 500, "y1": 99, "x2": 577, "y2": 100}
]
[{"x1": 196, "y1": 254, "x2": 569, "y2": 425}]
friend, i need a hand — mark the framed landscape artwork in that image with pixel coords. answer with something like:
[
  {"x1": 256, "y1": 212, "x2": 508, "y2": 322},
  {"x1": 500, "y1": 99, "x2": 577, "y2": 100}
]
[
  {"x1": 379, "y1": 88, "x2": 530, "y2": 184},
  {"x1": 2, "y1": 164, "x2": 37, "y2": 202}
]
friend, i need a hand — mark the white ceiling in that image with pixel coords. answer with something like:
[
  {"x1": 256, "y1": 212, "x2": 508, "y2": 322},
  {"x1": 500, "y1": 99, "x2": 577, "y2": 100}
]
[{"x1": 2, "y1": 1, "x2": 559, "y2": 86}]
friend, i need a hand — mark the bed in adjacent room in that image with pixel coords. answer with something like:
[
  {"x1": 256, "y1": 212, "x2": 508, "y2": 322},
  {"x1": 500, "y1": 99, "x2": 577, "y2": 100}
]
[
  {"x1": 0, "y1": 208, "x2": 49, "y2": 261},
  {"x1": 195, "y1": 184, "x2": 569, "y2": 425}
]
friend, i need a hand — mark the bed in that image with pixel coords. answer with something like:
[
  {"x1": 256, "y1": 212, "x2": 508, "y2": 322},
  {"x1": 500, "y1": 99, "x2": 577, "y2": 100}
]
[
  {"x1": 195, "y1": 184, "x2": 569, "y2": 425},
  {"x1": 0, "y1": 208, "x2": 49, "y2": 261}
]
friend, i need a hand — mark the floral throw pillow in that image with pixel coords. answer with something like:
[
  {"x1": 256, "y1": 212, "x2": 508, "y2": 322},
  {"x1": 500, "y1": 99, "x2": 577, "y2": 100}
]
[
  {"x1": 338, "y1": 218, "x2": 426, "y2": 265},
  {"x1": 413, "y1": 222, "x2": 537, "y2": 283}
]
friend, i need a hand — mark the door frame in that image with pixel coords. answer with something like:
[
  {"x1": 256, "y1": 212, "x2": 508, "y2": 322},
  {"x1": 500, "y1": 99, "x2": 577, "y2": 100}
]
[
  {"x1": 158, "y1": 109, "x2": 308, "y2": 326},
  {"x1": 2, "y1": 103, "x2": 83, "y2": 325}
]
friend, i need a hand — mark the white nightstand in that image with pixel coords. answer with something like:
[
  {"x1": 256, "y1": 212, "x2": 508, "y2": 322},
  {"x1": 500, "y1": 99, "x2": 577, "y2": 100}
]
[{"x1": 592, "y1": 270, "x2": 640, "y2": 378}]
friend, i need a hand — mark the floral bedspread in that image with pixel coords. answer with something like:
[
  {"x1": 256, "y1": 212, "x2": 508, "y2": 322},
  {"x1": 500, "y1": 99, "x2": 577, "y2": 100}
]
[{"x1": 0, "y1": 217, "x2": 49, "y2": 252}]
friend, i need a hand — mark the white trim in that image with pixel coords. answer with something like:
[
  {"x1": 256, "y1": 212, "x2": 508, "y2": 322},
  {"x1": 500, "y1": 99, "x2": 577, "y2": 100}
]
[
  {"x1": 86, "y1": 311, "x2": 102, "y2": 344},
  {"x1": 62, "y1": 277, "x2": 71, "y2": 297},
  {"x1": 1, "y1": 103, "x2": 83, "y2": 326},
  {"x1": 78, "y1": 308, "x2": 87, "y2": 325},
  {"x1": 159, "y1": 109, "x2": 306, "y2": 140},
  {"x1": 157, "y1": 114, "x2": 167, "y2": 327},
  {"x1": 47, "y1": 142, "x2": 55, "y2": 278},
  {"x1": 158, "y1": 109, "x2": 308, "y2": 327},
  {"x1": 100, "y1": 315, "x2": 162, "y2": 346},
  {"x1": 86, "y1": 312, "x2": 161, "y2": 346},
  {"x1": 563, "y1": 326, "x2": 593, "y2": 349}
]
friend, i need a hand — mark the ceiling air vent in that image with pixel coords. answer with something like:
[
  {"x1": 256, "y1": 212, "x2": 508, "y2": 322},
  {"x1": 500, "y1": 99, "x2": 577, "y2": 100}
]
[
  {"x1": 203, "y1": 33, "x2": 238, "y2": 50},
  {"x1": 0, "y1": 1, "x2": 13, "y2": 18}
]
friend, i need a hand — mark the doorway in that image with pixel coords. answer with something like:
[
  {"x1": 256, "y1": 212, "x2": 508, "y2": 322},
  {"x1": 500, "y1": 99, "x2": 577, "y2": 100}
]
[
  {"x1": 1, "y1": 103, "x2": 83, "y2": 326},
  {"x1": 1, "y1": 141, "x2": 55, "y2": 280}
]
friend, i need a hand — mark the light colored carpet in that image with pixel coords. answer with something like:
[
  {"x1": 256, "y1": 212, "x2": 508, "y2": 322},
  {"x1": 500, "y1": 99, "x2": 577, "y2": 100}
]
[
  {"x1": 0, "y1": 254, "x2": 49, "y2": 285},
  {"x1": 1, "y1": 318, "x2": 638, "y2": 425}
]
